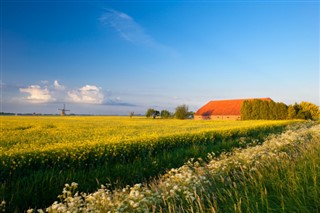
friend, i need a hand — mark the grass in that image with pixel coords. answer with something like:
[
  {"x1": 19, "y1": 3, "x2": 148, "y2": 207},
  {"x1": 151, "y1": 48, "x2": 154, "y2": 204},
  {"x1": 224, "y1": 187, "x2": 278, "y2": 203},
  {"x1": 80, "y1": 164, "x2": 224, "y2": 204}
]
[
  {"x1": 207, "y1": 124, "x2": 320, "y2": 213},
  {"x1": 159, "y1": 122, "x2": 320, "y2": 213}
]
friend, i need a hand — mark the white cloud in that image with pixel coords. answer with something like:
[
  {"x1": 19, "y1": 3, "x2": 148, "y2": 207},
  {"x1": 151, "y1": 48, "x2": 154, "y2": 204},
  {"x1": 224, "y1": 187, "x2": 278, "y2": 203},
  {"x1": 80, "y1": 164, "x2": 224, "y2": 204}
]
[
  {"x1": 18, "y1": 81, "x2": 105, "y2": 105},
  {"x1": 68, "y1": 85, "x2": 104, "y2": 104},
  {"x1": 19, "y1": 85, "x2": 55, "y2": 103},
  {"x1": 53, "y1": 80, "x2": 65, "y2": 91}
]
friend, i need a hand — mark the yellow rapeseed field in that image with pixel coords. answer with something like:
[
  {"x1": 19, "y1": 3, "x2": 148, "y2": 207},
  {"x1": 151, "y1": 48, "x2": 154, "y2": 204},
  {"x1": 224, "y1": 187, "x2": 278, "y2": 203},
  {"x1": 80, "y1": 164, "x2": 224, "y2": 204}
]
[
  {"x1": 0, "y1": 116, "x2": 298, "y2": 178},
  {"x1": 2, "y1": 116, "x2": 295, "y2": 155},
  {"x1": 0, "y1": 116, "x2": 302, "y2": 212}
]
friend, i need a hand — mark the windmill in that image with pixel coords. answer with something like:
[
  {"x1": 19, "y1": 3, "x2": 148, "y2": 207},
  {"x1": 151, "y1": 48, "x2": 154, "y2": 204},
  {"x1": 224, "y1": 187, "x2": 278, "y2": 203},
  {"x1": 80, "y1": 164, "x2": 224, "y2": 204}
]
[{"x1": 58, "y1": 104, "x2": 70, "y2": 116}]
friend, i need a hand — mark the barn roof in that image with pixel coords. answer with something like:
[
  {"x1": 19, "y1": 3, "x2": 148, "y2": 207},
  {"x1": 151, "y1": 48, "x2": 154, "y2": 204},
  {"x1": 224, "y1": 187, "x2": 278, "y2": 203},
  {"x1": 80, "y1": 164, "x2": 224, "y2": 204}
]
[{"x1": 195, "y1": 98, "x2": 272, "y2": 116}]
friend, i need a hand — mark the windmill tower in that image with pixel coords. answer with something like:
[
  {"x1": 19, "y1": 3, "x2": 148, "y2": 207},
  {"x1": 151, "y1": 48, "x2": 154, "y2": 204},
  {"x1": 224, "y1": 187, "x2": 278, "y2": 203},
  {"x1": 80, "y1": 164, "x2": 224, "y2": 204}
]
[{"x1": 58, "y1": 104, "x2": 70, "y2": 116}]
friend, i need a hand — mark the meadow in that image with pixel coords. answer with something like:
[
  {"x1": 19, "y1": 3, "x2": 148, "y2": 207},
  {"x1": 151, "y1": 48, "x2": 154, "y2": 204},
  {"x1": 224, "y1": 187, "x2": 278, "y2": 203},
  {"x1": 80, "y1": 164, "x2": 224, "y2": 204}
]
[{"x1": 0, "y1": 116, "x2": 300, "y2": 211}]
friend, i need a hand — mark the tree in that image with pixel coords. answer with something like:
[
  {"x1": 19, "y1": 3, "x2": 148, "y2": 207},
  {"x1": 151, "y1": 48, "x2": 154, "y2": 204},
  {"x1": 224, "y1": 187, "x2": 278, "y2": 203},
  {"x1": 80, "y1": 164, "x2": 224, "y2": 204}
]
[
  {"x1": 175, "y1": 104, "x2": 189, "y2": 120},
  {"x1": 259, "y1": 100, "x2": 269, "y2": 119},
  {"x1": 300, "y1": 101, "x2": 320, "y2": 120},
  {"x1": 241, "y1": 100, "x2": 252, "y2": 120},
  {"x1": 292, "y1": 103, "x2": 307, "y2": 119},
  {"x1": 289, "y1": 103, "x2": 312, "y2": 120},
  {"x1": 268, "y1": 101, "x2": 277, "y2": 120},
  {"x1": 146, "y1": 108, "x2": 155, "y2": 118},
  {"x1": 277, "y1": 103, "x2": 288, "y2": 120},
  {"x1": 251, "y1": 99, "x2": 261, "y2": 119},
  {"x1": 152, "y1": 110, "x2": 160, "y2": 119},
  {"x1": 188, "y1": 111, "x2": 195, "y2": 119},
  {"x1": 287, "y1": 105, "x2": 296, "y2": 119},
  {"x1": 160, "y1": 110, "x2": 171, "y2": 119},
  {"x1": 296, "y1": 110, "x2": 310, "y2": 120},
  {"x1": 129, "y1": 112, "x2": 134, "y2": 118},
  {"x1": 241, "y1": 99, "x2": 288, "y2": 120}
]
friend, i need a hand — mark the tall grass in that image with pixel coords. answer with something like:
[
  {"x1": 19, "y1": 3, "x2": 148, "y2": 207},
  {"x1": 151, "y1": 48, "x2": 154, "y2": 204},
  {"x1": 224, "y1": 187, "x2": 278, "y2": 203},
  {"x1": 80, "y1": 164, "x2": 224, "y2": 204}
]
[
  {"x1": 208, "y1": 127, "x2": 320, "y2": 213},
  {"x1": 30, "y1": 122, "x2": 319, "y2": 213},
  {"x1": 161, "y1": 123, "x2": 320, "y2": 213}
]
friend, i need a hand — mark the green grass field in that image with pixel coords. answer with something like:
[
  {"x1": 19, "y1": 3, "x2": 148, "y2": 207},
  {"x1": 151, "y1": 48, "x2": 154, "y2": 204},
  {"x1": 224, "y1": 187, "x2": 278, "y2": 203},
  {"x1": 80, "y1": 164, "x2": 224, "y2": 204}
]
[{"x1": 0, "y1": 116, "x2": 302, "y2": 212}]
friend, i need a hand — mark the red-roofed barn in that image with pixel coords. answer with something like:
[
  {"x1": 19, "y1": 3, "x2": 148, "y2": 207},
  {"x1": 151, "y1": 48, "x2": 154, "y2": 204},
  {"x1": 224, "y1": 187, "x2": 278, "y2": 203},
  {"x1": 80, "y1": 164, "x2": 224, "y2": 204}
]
[{"x1": 194, "y1": 98, "x2": 272, "y2": 120}]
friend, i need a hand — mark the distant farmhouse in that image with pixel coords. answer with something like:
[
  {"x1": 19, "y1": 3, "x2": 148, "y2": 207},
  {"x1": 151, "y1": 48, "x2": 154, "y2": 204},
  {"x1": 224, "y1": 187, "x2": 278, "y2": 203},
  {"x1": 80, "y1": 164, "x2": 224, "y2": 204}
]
[{"x1": 194, "y1": 98, "x2": 271, "y2": 120}]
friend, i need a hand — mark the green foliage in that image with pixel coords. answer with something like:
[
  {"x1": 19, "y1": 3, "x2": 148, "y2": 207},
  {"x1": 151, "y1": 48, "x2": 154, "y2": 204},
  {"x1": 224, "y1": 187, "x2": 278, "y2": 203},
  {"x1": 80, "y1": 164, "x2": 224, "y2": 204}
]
[
  {"x1": 147, "y1": 105, "x2": 193, "y2": 120},
  {"x1": 242, "y1": 100, "x2": 318, "y2": 120},
  {"x1": 287, "y1": 105, "x2": 296, "y2": 119},
  {"x1": 240, "y1": 100, "x2": 251, "y2": 120},
  {"x1": 146, "y1": 108, "x2": 160, "y2": 118},
  {"x1": 174, "y1": 104, "x2": 189, "y2": 120},
  {"x1": 188, "y1": 111, "x2": 195, "y2": 119},
  {"x1": 300, "y1": 101, "x2": 319, "y2": 120},
  {"x1": 152, "y1": 110, "x2": 160, "y2": 118},
  {"x1": 241, "y1": 99, "x2": 288, "y2": 120},
  {"x1": 160, "y1": 110, "x2": 172, "y2": 119},
  {"x1": 287, "y1": 102, "x2": 319, "y2": 120},
  {"x1": 146, "y1": 108, "x2": 156, "y2": 118},
  {"x1": 277, "y1": 102, "x2": 288, "y2": 120}
]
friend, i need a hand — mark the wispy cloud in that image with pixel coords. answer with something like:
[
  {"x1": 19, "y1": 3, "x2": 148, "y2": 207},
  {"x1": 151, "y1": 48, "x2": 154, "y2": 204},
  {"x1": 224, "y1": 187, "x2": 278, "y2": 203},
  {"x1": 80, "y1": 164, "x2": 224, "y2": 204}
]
[
  {"x1": 100, "y1": 9, "x2": 177, "y2": 56},
  {"x1": 100, "y1": 9, "x2": 152, "y2": 45}
]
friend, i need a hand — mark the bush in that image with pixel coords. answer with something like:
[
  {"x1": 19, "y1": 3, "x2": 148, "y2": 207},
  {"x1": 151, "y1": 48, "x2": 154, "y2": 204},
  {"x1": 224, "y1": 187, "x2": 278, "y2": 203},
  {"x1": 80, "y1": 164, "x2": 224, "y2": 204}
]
[
  {"x1": 160, "y1": 110, "x2": 171, "y2": 119},
  {"x1": 175, "y1": 104, "x2": 189, "y2": 120}
]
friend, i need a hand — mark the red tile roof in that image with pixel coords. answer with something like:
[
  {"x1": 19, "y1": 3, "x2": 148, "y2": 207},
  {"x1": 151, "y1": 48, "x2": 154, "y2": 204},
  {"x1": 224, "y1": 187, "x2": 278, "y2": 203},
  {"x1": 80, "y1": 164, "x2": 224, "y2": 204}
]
[{"x1": 195, "y1": 98, "x2": 272, "y2": 116}]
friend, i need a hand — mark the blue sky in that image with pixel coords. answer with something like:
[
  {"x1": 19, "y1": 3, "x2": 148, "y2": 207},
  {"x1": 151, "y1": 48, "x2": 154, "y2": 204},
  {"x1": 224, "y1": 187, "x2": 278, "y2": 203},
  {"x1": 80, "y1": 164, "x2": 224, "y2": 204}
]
[{"x1": 1, "y1": 1, "x2": 319, "y2": 115}]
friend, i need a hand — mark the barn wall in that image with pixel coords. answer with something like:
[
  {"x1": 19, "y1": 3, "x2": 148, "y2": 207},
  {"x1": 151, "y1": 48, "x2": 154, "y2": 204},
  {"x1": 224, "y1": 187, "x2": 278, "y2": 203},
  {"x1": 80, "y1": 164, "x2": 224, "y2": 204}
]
[
  {"x1": 194, "y1": 115, "x2": 241, "y2": 120},
  {"x1": 211, "y1": 115, "x2": 241, "y2": 120},
  {"x1": 194, "y1": 115, "x2": 210, "y2": 120}
]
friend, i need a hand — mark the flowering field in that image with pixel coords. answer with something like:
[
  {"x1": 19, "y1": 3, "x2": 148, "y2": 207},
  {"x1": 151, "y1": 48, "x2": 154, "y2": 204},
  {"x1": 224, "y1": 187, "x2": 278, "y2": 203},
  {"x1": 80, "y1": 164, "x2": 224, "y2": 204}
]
[
  {"x1": 0, "y1": 116, "x2": 300, "y2": 211},
  {"x1": 30, "y1": 122, "x2": 319, "y2": 213},
  {"x1": 1, "y1": 116, "x2": 296, "y2": 177}
]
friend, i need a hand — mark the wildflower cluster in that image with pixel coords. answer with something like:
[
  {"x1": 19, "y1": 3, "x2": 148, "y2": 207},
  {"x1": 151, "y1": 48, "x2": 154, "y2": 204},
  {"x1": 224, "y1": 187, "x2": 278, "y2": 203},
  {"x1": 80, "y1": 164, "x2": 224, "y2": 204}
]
[
  {"x1": 206, "y1": 123, "x2": 317, "y2": 176},
  {"x1": 31, "y1": 122, "x2": 318, "y2": 212},
  {"x1": 42, "y1": 183, "x2": 159, "y2": 212}
]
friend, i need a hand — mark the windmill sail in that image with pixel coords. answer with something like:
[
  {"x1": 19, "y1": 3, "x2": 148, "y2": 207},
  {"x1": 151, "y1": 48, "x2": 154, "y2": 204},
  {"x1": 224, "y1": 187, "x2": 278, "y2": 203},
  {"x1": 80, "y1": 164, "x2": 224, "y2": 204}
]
[{"x1": 58, "y1": 104, "x2": 70, "y2": 116}]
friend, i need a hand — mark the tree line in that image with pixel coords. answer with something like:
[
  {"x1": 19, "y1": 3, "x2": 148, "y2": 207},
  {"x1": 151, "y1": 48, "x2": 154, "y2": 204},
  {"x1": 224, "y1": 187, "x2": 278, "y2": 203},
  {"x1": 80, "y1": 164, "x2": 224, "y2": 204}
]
[
  {"x1": 241, "y1": 99, "x2": 319, "y2": 120},
  {"x1": 145, "y1": 104, "x2": 194, "y2": 119}
]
